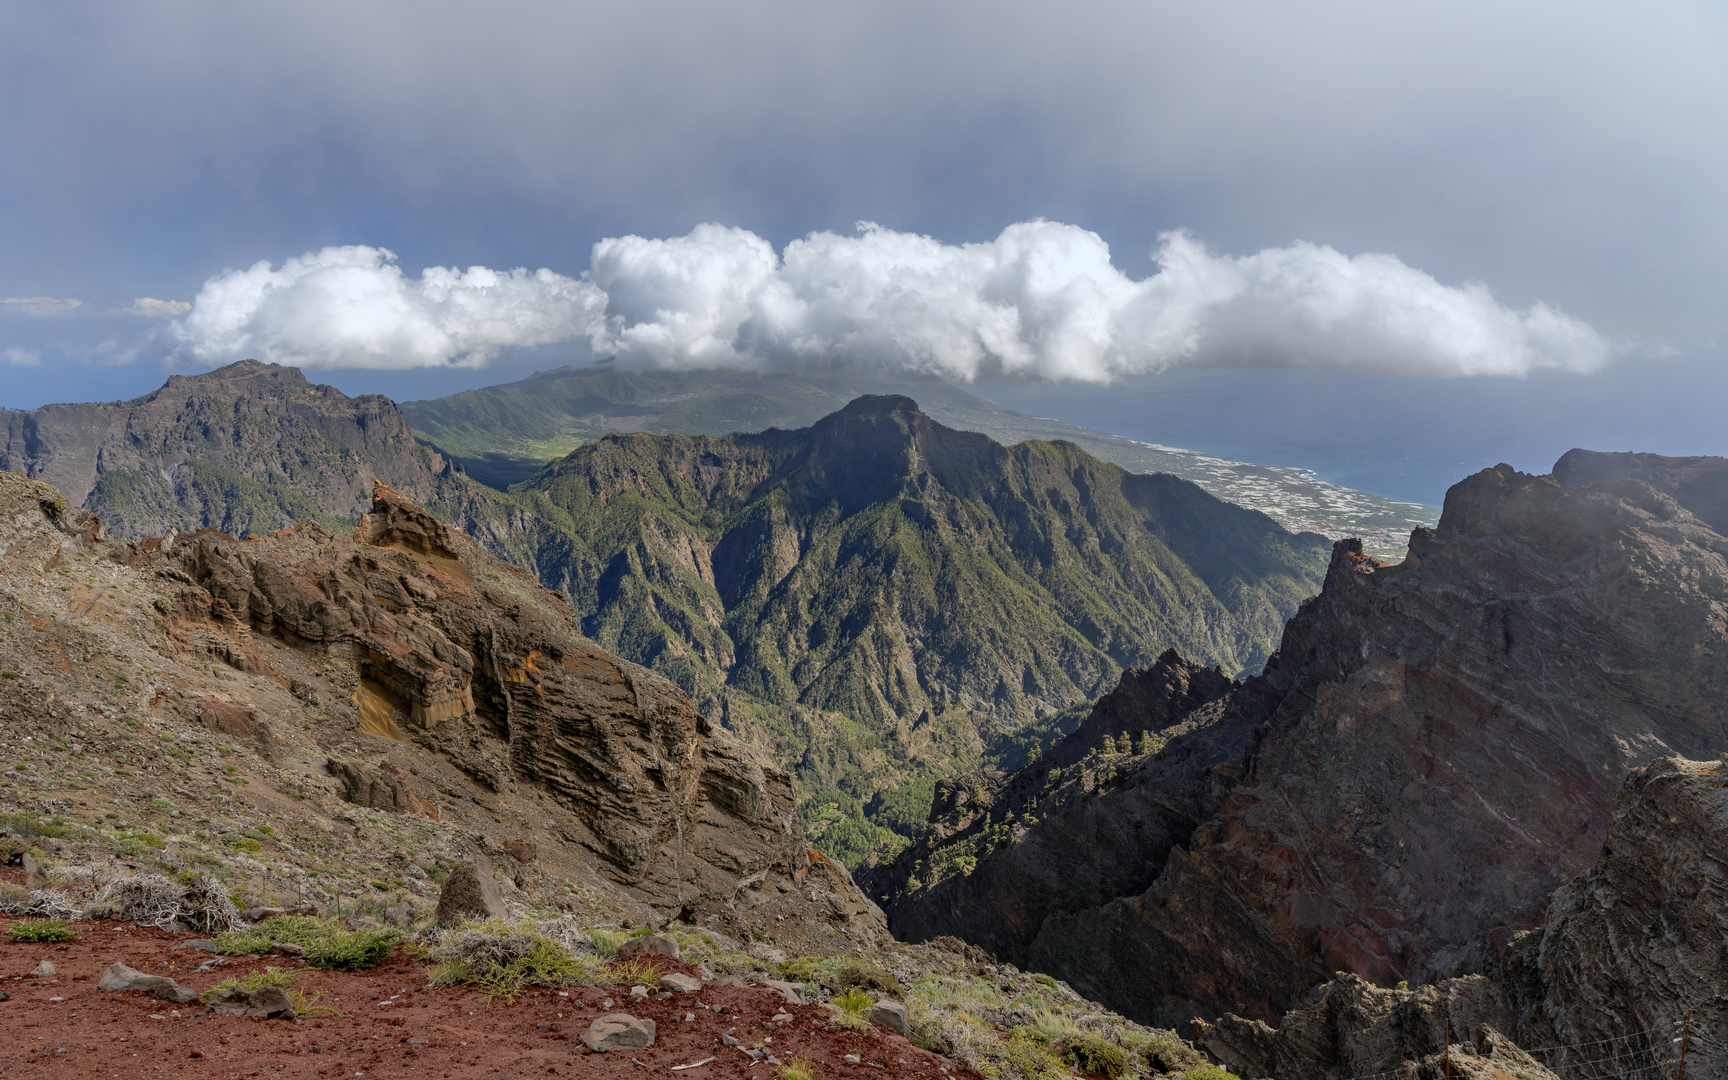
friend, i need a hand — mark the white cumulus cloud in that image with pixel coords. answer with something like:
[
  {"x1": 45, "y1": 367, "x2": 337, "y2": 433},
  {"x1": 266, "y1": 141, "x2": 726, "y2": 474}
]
[
  {"x1": 171, "y1": 223, "x2": 1610, "y2": 380},
  {"x1": 111, "y1": 297, "x2": 192, "y2": 317},
  {"x1": 3, "y1": 347, "x2": 42, "y2": 366},
  {"x1": 2, "y1": 296, "x2": 82, "y2": 317},
  {"x1": 169, "y1": 245, "x2": 605, "y2": 369}
]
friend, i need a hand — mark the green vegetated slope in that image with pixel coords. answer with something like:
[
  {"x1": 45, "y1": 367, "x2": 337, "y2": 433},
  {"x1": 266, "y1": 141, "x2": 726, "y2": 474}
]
[
  {"x1": 400, "y1": 363, "x2": 1435, "y2": 555},
  {"x1": 504, "y1": 395, "x2": 1330, "y2": 865}
]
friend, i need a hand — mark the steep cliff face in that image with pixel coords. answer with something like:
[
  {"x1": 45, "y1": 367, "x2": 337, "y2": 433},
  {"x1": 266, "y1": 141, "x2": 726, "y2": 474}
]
[
  {"x1": 0, "y1": 468, "x2": 884, "y2": 948},
  {"x1": 879, "y1": 460, "x2": 1728, "y2": 1028},
  {"x1": 1194, "y1": 757, "x2": 1725, "y2": 1080}
]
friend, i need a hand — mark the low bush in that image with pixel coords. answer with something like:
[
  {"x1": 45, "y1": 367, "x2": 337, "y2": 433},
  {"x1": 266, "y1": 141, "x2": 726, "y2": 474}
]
[
  {"x1": 216, "y1": 915, "x2": 401, "y2": 971},
  {"x1": 6, "y1": 918, "x2": 77, "y2": 943},
  {"x1": 837, "y1": 959, "x2": 903, "y2": 998},
  {"x1": 1055, "y1": 1032, "x2": 1129, "y2": 1078},
  {"x1": 429, "y1": 927, "x2": 604, "y2": 1002}
]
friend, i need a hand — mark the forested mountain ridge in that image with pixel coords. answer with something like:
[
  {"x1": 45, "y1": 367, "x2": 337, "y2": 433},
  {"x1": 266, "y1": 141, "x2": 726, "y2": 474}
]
[{"x1": 499, "y1": 395, "x2": 1329, "y2": 858}]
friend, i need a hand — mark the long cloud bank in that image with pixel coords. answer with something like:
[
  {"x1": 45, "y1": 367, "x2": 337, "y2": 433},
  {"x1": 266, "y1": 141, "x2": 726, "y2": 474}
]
[{"x1": 168, "y1": 222, "x2": 1609, "y2": 380}]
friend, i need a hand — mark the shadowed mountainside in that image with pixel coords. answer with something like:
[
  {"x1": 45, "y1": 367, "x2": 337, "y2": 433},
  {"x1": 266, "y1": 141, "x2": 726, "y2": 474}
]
[{"x1": 868, "y1": 456, "x2": 1728, "y2": 1029}]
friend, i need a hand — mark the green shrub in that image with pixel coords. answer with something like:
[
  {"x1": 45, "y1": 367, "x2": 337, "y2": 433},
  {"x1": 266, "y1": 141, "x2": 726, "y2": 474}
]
[
  {"x1": 216, "y1": 916, "x2": 400, "y2": 971},
  {"x1": 6, "y1": 919, "x2": 77, "y2": 943},
  {"x1": 1002, "y1": 1030, "x2": 1069, "y2": 1080},
  {"x1": 837, "y1": 959, "x2": 903, "y2": 998},
  {"x1": 1032, "y1": 972, "x2": 1059, "y2": 990},
  {"x1": 1057, "y1": 1033, "x2": 1129, "y2": 1078},
  {"x1": 587, "y1": 928, "x2": 627, "y2": 958},
  {"x1": 432, "y1": 933, "x2": 591, "y2": 1002},
  {"x1": 303, "y1": 928, "x2": 401, "y2": 971},
  {"x1": 231, "y1": 837, "x2": 262, "y2": 853},
  {"x1": 1183, "y1": 1067, "x2": 1240, "y2": 1080},
  {"x1": 831, "y1": 987, "x2": 874, "y2": 1031}
]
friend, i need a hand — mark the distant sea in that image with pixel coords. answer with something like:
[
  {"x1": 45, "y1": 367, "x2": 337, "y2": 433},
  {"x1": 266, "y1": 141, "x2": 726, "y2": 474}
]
[{"x1": 972, "y1": 355, "x2": 1728, "y2": 509}]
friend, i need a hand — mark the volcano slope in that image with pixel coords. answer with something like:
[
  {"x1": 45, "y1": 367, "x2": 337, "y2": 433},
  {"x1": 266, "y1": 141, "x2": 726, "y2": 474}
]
[
  {"x1": 507, "y1": 395, "x2": 1329, "y2": 824},
  {"x1": 870, "y1": 459, "x2": 1728, "y2": 1028}
]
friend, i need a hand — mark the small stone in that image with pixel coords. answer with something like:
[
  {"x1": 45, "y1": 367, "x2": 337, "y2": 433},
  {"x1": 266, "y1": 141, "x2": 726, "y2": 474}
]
[
  {"x1": 602, "y1": 998, "x2": 614, "y2": 1009},
  {"x1": 30, "y1": 961, "x2": 56, "y2": 978},
  {"x1": 867, "y1": 1000, "x2": 911, "y2": 1037},
  {"x1": 205, "y1": 985, "x2": 296, "y2": 1019},
  {"x1": 579, "y1": 1012, "x2": 656, "y2": 1052},
  {"x1": 97, "y1": 962, "x2": 200, "y2": 1003},
  {"x1": 771, "y1": 1012, "x2": 793, "y2": 1024},
  {"x1": 243, "y1": 906, "x2": 286, "y2": 922},
  {"x1": 616, "y1": 934, "x2": 681, "y2": 961},
  {"x1": 661, "y1": 973, "x2": 701, "y2": 993},
  {"x1": 629, "y1": 985, "x2": 649, "y2": 999},
  {"x1": 723, "y1": 1034, "x2": 740, "y2": 1047},
  {"x1": 844, "y1": 1054, "x2": 862, "y2": 1065},
  {"x1": 684, "y1": 1012, "x2": 695, "y2": 1022},
  {"x1": 268, "y1": 942, "x2": 306, "y2": 956}
]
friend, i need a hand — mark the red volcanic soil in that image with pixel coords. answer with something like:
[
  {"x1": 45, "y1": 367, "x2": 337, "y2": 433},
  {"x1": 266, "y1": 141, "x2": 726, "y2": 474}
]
[{"x1": 0, "y1": 920, "x2": 968, "y2": 1080}]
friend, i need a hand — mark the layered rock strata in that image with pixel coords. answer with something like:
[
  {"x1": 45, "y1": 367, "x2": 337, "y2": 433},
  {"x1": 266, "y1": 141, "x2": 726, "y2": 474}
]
[
  {"x1": 878, "y1": 459, "x2": 1728, "y2": 1028},
  {"x1": 0, "y1": 468, "x2": 885, "y2": 949}
]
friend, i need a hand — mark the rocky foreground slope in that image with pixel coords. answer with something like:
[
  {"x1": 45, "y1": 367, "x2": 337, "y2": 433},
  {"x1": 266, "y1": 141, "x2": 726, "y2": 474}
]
[
  {"x1": 0, "y1": 467, "x2": 881, "y2": 949},
  {"x1": 870, "y1": 457, "x2": 1728, "y2": 1029}
]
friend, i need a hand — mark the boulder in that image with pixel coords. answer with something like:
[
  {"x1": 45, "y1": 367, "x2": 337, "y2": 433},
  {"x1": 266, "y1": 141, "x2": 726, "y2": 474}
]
[
  {"x1": 502, "y1": 839, "x2": 537, "y2": 864},
  {"x1": 434, "y1": 861, "x2": 507, "y2": 927},
  {"x1": 580, "y1": 1012, "x2": 656, "y2": 1052},
  {"x1": 868, "y1": 1000, "x2": 911, "y2": 1036},
  {"x1": 30, "y1": 960, "x2": 56, "y2": 978},
  {"x1": 762, "y1": 979, "x2": 805, "y2": 1005},
  {"x1": 97, "y1": 962, "x2": 200, "y2": 1003},
  {"x1": 205, "y1": 985, "x2": 296, "y2": 1019},
  {"x1": 660, "y1": 973, "x2": 701, "y2": 993},
  {"x1": 616, "y1": 934, "x2": 681, "y2": 961}
]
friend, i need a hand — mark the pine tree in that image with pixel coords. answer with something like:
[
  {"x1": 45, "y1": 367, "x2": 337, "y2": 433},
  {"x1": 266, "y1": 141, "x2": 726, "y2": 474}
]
[
  {"x1": 1133, "y1": 730, "x2": 1148, "y2": 755},
  {"x1": 1101, "y1": 733, "x2": 1117, "y2": 755}
]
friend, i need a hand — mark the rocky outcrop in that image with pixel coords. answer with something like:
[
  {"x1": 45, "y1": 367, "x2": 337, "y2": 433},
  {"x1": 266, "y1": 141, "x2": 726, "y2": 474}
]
[
  {"x1": 1554, "y1": 447, "x2": 1728, "y2": 535},
  {"x1": 858, "y1": 650, "x2": 1244, "y2": 962},
  {"x1": 1196, "y1": 757, "x2": 1724, "y2": 1080},
  {"x1": 0, "y1": 360, "x2": 471, "y2": 539},
  {"x1": 881, "y1": 459, "x2": 1728, "y2": 1028},
  {"x1": 135, "y1": 480, "x2": 887, "y2": 939},
  {"x1": 0, "y1": 465, "x2": 885, "y2": 950}
]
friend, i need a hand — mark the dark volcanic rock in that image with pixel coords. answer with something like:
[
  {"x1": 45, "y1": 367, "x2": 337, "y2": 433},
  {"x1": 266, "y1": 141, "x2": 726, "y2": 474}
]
[
  {"x1": 859, "y1": 650, "x2": 1243, "y2": 962},
  {"x1": 1196, "y1": 756, "x2": 1726, "y2": 1080},
  {"x1": 1554, "y1": 447, "x2": 1728, "y2": 535},
  {"x1": 883, "y1": 460, "x2": 1728, "y2": 1028},
  {"x1": 0, "y1": 360, "x2": 468, "y2": 540}
]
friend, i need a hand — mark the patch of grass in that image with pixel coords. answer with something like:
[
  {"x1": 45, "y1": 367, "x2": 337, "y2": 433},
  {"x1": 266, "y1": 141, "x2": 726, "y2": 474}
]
[
  {"x1": 830, "y1": 987, "x2": 874, "y2": 1031},
  {"x1": 231, "y1": 837, "x2": 262, "y2": 853},
  {"x1": 606, "y1": 954, "x2": 668, "y2": 986},
  {"x1": 207, "y1": 965, "x2": 300, "y2": 995},
  {"x1": 1031, "y1": 973, "x2": 1059, "y2": 990},
  {"x1": 6, "y1": 919, "x2": 77, "y2": 943},
  {"x1": 587, "y1": 928, "x2": 628, "y2": 958},
  {"x1": 777, "y1": 1057, "x2": 819, "y2": 1080},
  {"x1": 1182, "y1": 1067, "x2": 1240, "y2": 1080}
]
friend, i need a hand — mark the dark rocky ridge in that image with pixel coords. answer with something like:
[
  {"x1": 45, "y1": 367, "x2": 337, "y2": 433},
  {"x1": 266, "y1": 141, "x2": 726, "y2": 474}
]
[
  {"x1": 0, "y1": 360, "x2": 473, "y2": 538},
  {"x1": 876, "y1": 456, "x2": 1728, "y2": 1029},
  {"x1": 1194, "y1": 756, "x2": 1727, "y2": 1080}
]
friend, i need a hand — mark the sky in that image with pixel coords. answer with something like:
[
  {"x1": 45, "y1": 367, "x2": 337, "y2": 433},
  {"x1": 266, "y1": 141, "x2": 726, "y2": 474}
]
[{"x1": 2, "y1": 2, "x2": 1725, "y2": 504}]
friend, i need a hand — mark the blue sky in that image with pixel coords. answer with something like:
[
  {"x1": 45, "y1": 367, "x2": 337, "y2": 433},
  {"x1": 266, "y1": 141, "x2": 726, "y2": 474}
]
[{"x1": 2, "y1": 2, "x2": 1726, "y2": 502}]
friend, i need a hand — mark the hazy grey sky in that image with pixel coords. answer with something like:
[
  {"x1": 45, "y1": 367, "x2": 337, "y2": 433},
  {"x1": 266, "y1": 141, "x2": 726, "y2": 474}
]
[{"x1": 1, "y1": 1, "x2": 1724, "y2": 493}]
